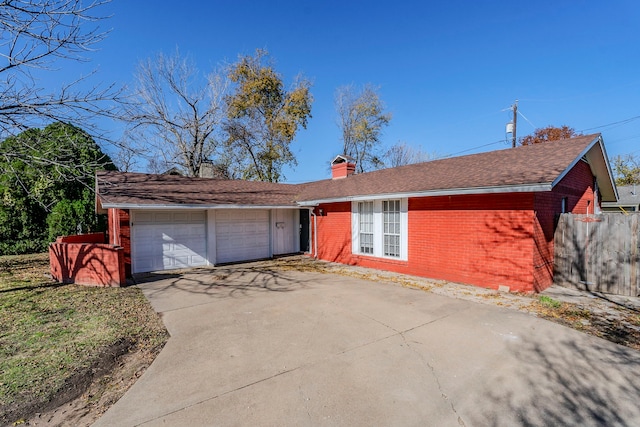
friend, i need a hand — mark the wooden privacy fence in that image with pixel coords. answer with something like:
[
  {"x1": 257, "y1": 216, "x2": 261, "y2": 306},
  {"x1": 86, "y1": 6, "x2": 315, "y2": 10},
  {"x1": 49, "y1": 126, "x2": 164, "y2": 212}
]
[{"x1": 554, "y1": 214, "x2": 640, "y2": 296}]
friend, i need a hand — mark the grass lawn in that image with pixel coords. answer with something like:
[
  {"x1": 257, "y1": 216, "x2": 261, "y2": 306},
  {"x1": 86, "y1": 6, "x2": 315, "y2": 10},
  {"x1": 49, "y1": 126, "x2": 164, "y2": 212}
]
[{"x1": 0, "y1": 253, "x2": 168, "y2": 424}]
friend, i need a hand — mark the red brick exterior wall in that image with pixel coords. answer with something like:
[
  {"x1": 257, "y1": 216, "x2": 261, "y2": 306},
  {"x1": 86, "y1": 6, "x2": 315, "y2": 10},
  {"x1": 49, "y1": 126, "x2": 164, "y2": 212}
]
[
  {"x1": 407, "y1": 194, "x2": 535, "y2": 291},
  {"x1": 532, "y1": 160, "x2": 595, "y2": 290},
  {"x1": 312, "y1": 193, "x2": 538, "y2": 292},
  {"x1": 315, "y1": 202, "x2": 353, "y2": 261},
  {"x1": 49, "y1": 236, "x2": 125, "y2": 287},
  {"x1": 108, "y1": 208, "x2": 131, "y2": 277}
]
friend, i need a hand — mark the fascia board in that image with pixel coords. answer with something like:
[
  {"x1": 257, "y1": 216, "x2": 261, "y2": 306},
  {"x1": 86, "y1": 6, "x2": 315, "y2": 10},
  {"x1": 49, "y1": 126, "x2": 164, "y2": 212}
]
[
  {"x1": 592, "y1": 137, "x2": 619, "y2": 201},
  {"x1": 100, "y1": 203, "x2": 301, "y2": 210},
  {"x1": 296, "y1": 183, "x2": 552, "y2": 206},
  {"x1": 550, "y1": 135, "x2": 618, "y2": 202}
]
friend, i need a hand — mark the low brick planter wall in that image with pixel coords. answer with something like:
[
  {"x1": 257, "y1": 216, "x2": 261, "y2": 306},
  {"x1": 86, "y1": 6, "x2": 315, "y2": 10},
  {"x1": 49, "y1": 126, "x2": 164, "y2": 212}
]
[{"x1": 50, "y1": 233, "x2": 125, "y2": 287}]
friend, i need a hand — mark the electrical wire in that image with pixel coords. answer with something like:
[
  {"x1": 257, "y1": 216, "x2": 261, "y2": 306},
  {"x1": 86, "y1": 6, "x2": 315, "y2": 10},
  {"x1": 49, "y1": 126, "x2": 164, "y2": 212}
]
[
  {"x1": 442, "y1": 110, "x2": 640, "y2": 161},
  {"x1": 517, "y1": 110, "x2": 536, "y2": 129},
  {"x1": 445, "y1": 139, "x2": 507, "y2": 157},
  {"x1": 579, "y1": 115, "x2": 640, "y2": 132}
]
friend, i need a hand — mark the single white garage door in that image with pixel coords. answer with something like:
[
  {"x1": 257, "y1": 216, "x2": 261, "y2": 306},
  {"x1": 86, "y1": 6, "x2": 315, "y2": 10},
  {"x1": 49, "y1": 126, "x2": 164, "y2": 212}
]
[
  {"x1": 215, "y1": 210, "x2": 269, "y2": 264},
  {"x1": 131, "y1": 211, "x2": 207, "y2": 273}
]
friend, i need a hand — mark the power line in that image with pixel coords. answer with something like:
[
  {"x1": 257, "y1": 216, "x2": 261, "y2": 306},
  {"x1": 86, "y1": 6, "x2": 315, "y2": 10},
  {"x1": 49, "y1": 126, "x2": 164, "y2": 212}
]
[
  {"x1": 517, "y1": 110, "x2": 536, "y2": 130},
  {"x1": 579, "y1": 115, "x2": 640, "y2": 132},
  {"x1": 445, "y1": 139, "x2": 507, "y2": 157},
  {"x1": 444, "y1": 111, "x2": 640, "y2": 161}
]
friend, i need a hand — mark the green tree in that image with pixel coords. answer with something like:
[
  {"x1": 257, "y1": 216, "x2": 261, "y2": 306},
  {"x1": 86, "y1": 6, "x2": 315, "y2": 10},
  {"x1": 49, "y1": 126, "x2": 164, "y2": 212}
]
[
  {"x1": 335, "y1": 84, "x2": 392, "y2": 172},
  {"x1": 0, "y1": 122, "x2": 116, "y2": 254},
  {"x1": 519, "y1": 125, "x2": 581, "y2": 146},
  {"x1": 611, "y1": 154, "x2": 640, "y2": 186},
  {"x1": 225, "y1": 49, "x2": 313, "y2": 182}
]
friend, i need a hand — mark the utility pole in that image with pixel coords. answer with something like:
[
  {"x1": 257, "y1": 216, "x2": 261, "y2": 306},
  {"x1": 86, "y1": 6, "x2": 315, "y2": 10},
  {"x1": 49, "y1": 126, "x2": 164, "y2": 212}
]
[{"x1": 511, "y1": 100, "x2": 518, "y2": 148}]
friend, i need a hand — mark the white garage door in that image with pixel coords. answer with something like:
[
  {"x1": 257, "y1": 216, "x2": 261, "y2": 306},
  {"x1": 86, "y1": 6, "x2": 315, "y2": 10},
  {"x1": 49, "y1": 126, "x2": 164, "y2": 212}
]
[
  {"x1": 215, "y1": 210, "x2": 269, "y2": 264},
  {"x1": 131, "y1": 211, "x2": 207, "y2": 273}
]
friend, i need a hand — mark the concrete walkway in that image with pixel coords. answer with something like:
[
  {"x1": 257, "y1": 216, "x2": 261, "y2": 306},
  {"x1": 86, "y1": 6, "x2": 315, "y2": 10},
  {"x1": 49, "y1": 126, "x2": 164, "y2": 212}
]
[{"x1": 94, "y1": 266, "x2": 640, "y2": 426}]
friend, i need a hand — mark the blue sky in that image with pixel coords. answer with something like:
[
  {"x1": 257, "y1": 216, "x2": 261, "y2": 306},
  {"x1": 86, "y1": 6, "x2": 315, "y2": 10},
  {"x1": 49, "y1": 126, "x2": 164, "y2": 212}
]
[{"x1": 52, "y1": 0, "x2": 640, "y2": 182}]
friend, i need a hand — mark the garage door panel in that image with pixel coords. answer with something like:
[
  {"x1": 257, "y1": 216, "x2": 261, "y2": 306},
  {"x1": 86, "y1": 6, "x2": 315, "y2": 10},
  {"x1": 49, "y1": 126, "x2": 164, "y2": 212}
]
[
  {"x1": 136, "y1": 226, "x2": 158, "y2": 239},
  {"x1": 132, "y1": 211, "x2": 207, "y2": 273},
  {"x1": 215, "y1": 209, "x2": 269, "y2": 264},
  {"x1": 154, "y1": 212, "x2": 172, "y2": 222}
]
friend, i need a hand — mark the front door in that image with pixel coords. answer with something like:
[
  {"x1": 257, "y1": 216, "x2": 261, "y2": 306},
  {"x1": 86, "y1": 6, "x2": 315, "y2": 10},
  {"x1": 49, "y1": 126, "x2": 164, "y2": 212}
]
[{"x1": 299, "y1": 209, "x2": 310, "y2": 252}]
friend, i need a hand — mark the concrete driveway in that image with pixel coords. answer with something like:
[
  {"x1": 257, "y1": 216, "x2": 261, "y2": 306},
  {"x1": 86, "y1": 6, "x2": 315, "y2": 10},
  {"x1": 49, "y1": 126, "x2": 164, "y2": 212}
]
[{"x1": 94, "y1": 265, "x2": 640, "y2": 426}]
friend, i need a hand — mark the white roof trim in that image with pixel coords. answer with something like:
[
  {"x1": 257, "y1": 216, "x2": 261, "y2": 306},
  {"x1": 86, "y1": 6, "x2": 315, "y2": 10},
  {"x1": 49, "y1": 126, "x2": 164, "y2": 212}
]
[
  {"x1": 296, "y1": 183, "x2": 552, "y2": 206},
  {"x1": 593, "y1": 136, "x2": 619, "y2": 201},
  {"x1": 549, "y1": 135, "x2": 618, "y2": 202},
  {"x1": 550, "y1": 135, "x2": 600, "y2": 188},
  {"x1": 100, "y1": 203, "x2": 301, "y2": 210}
]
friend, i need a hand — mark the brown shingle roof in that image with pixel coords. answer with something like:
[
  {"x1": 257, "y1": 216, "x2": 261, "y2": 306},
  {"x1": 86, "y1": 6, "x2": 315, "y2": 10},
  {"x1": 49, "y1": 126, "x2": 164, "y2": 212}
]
[
  {"x1": 296, "y1": 134, "x2": 601, "y2": 202},
  {"x1": 97, "y1": 172, "x2": 300, "y2": 208},
  {"x1": 97, "y1": 134, "x2": 604, "y2": 208}
]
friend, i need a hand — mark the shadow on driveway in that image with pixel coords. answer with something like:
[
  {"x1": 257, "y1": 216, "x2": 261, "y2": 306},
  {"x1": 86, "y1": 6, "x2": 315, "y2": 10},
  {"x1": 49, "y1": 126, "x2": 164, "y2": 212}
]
[{"x1": 95, "y1": 261, "x2": 640, "y2": 426}]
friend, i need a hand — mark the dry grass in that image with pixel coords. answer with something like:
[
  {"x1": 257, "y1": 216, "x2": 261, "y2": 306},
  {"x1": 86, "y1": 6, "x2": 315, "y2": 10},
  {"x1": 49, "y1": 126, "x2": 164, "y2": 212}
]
[{"x1": 0, "y1": 253, "x2": 168, "y2": 425}]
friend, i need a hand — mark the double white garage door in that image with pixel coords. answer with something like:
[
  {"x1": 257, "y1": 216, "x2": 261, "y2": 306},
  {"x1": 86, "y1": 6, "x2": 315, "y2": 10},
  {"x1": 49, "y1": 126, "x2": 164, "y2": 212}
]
[{"x1": 131, "y1": 210, "x2": 270, "y2": 273}]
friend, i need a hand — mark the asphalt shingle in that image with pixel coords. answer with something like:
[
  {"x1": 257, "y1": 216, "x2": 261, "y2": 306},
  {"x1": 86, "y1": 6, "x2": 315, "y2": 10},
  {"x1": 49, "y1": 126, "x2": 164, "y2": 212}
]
[{"x1": 97, "y1": 134, "x2": 600, "y2": 208}]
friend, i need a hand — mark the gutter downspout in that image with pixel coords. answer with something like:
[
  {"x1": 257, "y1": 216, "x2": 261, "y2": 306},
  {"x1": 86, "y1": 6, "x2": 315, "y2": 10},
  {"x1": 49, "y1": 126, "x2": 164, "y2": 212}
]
[{"x1": 310, "y1": 209, "x2": 318, "y2": 259}]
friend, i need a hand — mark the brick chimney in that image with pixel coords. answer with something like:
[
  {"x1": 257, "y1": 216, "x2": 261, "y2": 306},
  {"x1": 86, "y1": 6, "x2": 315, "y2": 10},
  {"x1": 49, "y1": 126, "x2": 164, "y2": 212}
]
[{"x1": 331, "y1": 155, "x2": 356, "y2": 179}]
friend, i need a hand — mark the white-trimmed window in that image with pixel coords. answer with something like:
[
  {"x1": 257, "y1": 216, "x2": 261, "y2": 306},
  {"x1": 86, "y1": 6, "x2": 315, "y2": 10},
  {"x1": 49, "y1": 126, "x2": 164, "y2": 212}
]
[
  {"x1": 352, "y1": 199, "x2": 408, "y2": 260},
  {"x1": 383, "y1": 200, "x2": 400, "y2": 257},
  {"x1": 359, "y1": 201, "x2": 374, "y2": 254}
]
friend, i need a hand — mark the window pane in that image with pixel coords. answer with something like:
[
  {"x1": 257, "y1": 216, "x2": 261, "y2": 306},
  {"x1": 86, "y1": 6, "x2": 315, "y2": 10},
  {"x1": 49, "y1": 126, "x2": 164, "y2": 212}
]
[
  {"x1": 382, "y1": 199, "x2": 401, "y2": 257},
  {"x1": 359, "y1": 201, "x2": 374, "y2": 254}
]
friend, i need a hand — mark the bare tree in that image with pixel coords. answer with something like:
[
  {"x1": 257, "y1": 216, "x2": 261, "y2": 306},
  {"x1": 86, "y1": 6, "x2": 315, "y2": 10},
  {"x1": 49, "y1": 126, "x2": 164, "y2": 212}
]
[
  {"x1": 122, "y1": 50, "x2": 228, "y2": 177},
  {"x1": 0, "y1": 0, "x2": 121, "y2": 139},
  {"x1": 384, "y1": 142, "x2": 437, "y2": 167},
  {"x1": 335, "y1": 84, "x2": 391, "y2": 173}
]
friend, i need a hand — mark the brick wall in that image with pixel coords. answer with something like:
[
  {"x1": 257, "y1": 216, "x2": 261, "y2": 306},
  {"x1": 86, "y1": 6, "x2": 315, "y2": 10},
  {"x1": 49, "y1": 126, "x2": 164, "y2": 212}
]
[
  {"x1": 331, "y1": 162, "x2": 356, "y2": 179},
  {"x1": 56, "y1": 233, "x2": 106, "y2": 244},
  {"x1": 314, "y1": 202, "x2": 353, "y2": 263},
  {"x1": 313, "y1": 193, "x2": 539, "y2": 292},
  {"x1": 49, "y1": 236, "x2": 125, "y2": 287},
  {"x1": 533, "y1": 160, "x2": 595, "y2": 290},
  {"x1": 108, "y1": 208, "x2": 131, "y2": 277},
  {"x1": 407, "y1": 193, "x2": 536, "y2": 291}
]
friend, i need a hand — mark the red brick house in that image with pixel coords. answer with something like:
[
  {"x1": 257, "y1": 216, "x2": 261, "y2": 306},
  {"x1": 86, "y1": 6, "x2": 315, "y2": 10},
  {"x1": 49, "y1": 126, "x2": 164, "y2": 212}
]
[{"x1": 96, "y1": 133, "x2": 617, "y2": 292}]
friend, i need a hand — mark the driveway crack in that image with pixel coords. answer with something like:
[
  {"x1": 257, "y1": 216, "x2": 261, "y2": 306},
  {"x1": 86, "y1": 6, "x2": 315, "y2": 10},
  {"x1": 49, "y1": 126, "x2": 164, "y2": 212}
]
[
  {"x1": 358, "y1": 310, "x2": 466, "y2": 426},
  {"x1": 137, "y1": 366, "x2": 302, "y2": 426},
  {"x1": 138, "y1": 309, "x2": 465, "y2": 426},
  {"x1": 398, "y1": 325, "x2": 466, "y2": 426}
]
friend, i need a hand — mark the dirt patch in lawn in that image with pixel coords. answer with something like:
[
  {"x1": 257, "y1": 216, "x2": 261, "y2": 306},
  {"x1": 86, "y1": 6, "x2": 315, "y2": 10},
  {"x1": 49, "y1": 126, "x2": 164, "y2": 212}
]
[
  {"x1": 21, "y1": 343, "x2": 162, "y2": 427},
  {"x1": 0, "y1": 253, "x2": 168, "y2": 427}
]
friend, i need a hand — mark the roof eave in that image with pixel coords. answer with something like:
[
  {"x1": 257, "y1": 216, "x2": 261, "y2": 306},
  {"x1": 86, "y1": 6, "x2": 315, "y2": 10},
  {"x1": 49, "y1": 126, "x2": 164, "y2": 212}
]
[
  {"x1": 99, "y1": 203, "x2": 301, "y2": 210},
  {"x1": 550, "y1": 135, "x2": 617, "y2": 202},
  {"x1": 296, "y1": 183, "x2": 553, "y2": 206}
]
